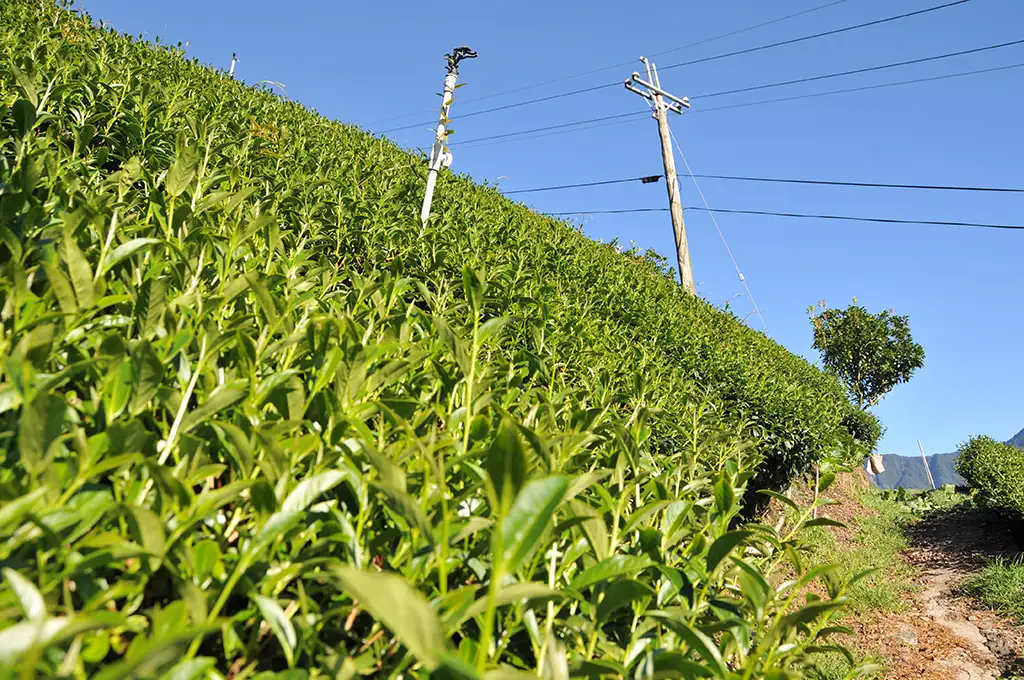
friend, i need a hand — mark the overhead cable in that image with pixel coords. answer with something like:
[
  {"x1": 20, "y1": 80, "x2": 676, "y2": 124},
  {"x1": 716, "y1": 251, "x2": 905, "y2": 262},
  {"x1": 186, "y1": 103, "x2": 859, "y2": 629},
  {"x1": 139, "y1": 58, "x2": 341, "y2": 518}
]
[
  {"x1": 546, "y1": 207, "x2": 1024, "y2": 231},
  {"x1": 690, "y1": 37, "x2": 1024, "y2": 99},
  {"x1": 368, "y1": 0, "x2": 854, "y2": 125},
  {"x1": 670, "y1": 129, "x2": 769, "y2": 332},
  {"x1": 454, "y1": 61, "x2": 1024, "y2": 149},
  {"x1": 380, "y1": 0, "x2": 972, "y2": 133},
  {"x1": 658, "y1": 0, "x2": 971, "y2": 73},
  {"x1": 501, "y1": 172, "x2": 1024, "y2": 195}
]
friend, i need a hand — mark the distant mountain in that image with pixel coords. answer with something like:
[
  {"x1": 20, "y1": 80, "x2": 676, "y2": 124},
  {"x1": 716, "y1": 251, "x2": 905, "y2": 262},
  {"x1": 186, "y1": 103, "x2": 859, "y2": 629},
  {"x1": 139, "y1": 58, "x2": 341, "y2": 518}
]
[
  {"x1": 870, "y1": 427, "x2": 1024, "y2": 490},
  {"x1": 872, "y1": 452, "x2": 964, "y2": 489}
]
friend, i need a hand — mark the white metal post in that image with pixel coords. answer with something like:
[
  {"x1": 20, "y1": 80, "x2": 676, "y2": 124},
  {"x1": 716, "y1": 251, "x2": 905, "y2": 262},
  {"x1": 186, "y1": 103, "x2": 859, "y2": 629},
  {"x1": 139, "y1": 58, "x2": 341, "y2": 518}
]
[
  {"x1": 420, "y1": 46, "x2": 476, "y2": 225},
  {"x1": 229, "y1": 53, "x2": 238, "y2": 77},
  {"x1": 918, "y1": 440, "x2": 937, "y2": 490},
  {"x1": 421, "y1": 72, "x2": 458, "y2": 224}
]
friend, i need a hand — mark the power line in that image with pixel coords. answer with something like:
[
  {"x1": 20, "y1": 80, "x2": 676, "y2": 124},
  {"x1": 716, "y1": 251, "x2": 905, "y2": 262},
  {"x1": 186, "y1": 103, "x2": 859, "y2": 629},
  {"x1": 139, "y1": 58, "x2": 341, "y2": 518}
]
[
  {"x1": 369, "y1": 0, "x2": 853, "y2": 126},
  {"x1": 452, "y1": 42, "x2": 1024, "y2": 146},
  {"x1": 458, "y1": 40, "x2": 1024, "y2": 146},
  {"x1": 547, "y1": 207, "x2": 1024, "y2": 231},
  {"x1": 694, "y1": 60, "x2": 1024, "y2": 113},
  {"x1": 688, "y1": 174, "x2": 1024, "y2": 193},
  {"x1": 451, "y1": 111, "x2": 645, "y2": 146},
  {"x1": 448, "y1": 110, "x2": 642, "y2": 146},
  {"x1": 658, "y1": 0, "x2": 970, "y2": 73},
  {"x1": 454, "y1": 61, "x2": 1024, "y2": 150},
  {"x1": 381, "y1": 82, "x2": 616, "y2": 134},
  {"x1": 671, "y1": 129, "x2": 769, "y2": 332},
  {"x1": 458, "y1": 115, "x2": 646, "y2": 150},
  {"x1": 380, "y1": 0, "x2": 972, "y2": 133},
  {"x1": 503, "y1": 175, "x2": 662, "y2": 195},
  {"x1": 643, "y1": 0, "x2": 853, "y2": 61},
  {"x1": 692, "y1": 38, "x2": 1024, "y2": 99},
  {"x1": 501, "y1": 172, "x2": 1024, "y2": 195}
]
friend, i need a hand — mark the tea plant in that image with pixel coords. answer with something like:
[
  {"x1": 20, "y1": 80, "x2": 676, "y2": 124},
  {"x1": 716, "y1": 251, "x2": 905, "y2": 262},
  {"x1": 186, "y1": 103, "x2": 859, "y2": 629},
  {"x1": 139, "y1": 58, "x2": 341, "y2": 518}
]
[
  {"x1": 956, "y1": 436, "x2": 1024, "y2": 524},
  {"x1": 0, "y1": 1, "x2": 869, "y2": 677}
]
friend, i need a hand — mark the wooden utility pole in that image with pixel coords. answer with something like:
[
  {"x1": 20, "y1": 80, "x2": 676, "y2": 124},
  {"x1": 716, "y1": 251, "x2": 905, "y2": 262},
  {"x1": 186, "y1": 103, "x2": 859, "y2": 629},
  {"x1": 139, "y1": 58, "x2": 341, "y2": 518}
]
[
  {"x1": 918, "y1": 439, "x2": 937, "y2": 490},
  {"x1": 625, "y1": 57, "x2": 695, "y2": 294}
]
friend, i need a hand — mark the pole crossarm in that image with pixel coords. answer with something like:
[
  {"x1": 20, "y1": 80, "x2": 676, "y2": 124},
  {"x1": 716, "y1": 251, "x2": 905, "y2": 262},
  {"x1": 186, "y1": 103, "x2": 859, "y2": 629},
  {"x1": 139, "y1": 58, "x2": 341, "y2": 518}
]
[{"x1": 627, "y1": 73, "x2": 690, "y2": 112}]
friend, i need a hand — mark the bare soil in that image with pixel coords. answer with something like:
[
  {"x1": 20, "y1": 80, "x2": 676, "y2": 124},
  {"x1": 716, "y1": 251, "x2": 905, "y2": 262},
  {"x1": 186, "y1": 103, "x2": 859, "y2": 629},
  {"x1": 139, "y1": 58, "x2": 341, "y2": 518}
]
[
  {"x1": 900, "y1": 502, "x2": 1024, "y2": 679},
  {"x1": 822, "y1": 472, "x2": 1024, "y2": 679}
]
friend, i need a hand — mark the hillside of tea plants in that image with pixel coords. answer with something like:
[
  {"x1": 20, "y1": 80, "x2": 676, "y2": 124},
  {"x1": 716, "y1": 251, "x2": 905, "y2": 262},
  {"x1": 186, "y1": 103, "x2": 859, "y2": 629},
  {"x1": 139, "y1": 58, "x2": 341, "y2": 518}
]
[{"x1": 0, "y1": 1, "x2": 874, "y2": 677}]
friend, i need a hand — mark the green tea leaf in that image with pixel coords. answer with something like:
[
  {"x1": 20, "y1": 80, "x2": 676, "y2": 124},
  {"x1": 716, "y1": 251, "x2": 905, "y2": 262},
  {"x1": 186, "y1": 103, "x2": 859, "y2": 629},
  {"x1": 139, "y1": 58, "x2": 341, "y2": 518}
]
[
  {"x1": 136, "y1": 278, "x2": 166, "y2": 339},
  {"x1": 12, "y1": 99, "x2": 36, "y2": 137},
  {"x1": 484, "y1": 417, "x2": 527, "y2": 507},
  {"x1": 89, "y1": 626, "x2": 217, "y2": 680},
  {"x1": 161, "y1": 658, "x2": 217, "y2": 680},
  {"x1": 11, "y1": 66, "x2": 37, "y2": 106},
  {"x1": 457, "y1": 583, "x2": 560, "y2": 627},
  {"x1": 0, "y1": 618, "x2": 69, "y2": 664},
  {"x1": 501, "y1": 475, "x2": 568, "y2": 574},
  {"x1": 179, "y1": 383, "x2": 245, "y2": 433},
  {"x1": 803, "y1": 517, "x2": 847, "y2": 529},
  {"x1": 2, "y1": 568, "x2": 46, "y2": 621},
  {"x1": 756, "y1": 489, "x2": 799, "y2": 512},
  {"x1": 193, "y1": 540, "x2": 220, "y2": 582},
  {"x1": 646, "y1": 652, "x2": 715, "y2": 678},
  {"x1": 252, "y1": 511, "x2": 302, "y2": 552},
  {"x1": 130, "y1": 341, "x2": 163, "y2": 415},
  {"x1": 0, "y1": 612, "x2": 121, "y2": 665},
  {"x1": 333, "y1": 566, "x2": 444, "y2": 669},
  {"x1": 0, "y1": 488, "x2": 48, "y2": 532},
  {"x1": 250, "y1": 479, "x2": 277, "y2": 514},
  {"x1": 645, "y1": 613, "x2": 727, "y2": 677},
  {"x1": 478, "y1": 317, "x2": 513, "y2": 345},
  {"x1": 165, "y1": 146, "x2": 199, "y2": 197},
  {"x1": 565, "y1": 470, "x2": 613, "y2": 502},
  {"x1": 252, "y1": 594, "x2": 297, "y2": 666},
  {"x1": 102, "y1": 238, "x2": 162, "y2": 273},
  {"x1": 126, "y1": 506, "x2": 166, "y2": 572},
  {"x1": 282, "y1": 470, "x2": 345, "y2": 513},
  {"x1": 731, "y1": 557, "x2": 770, "y2": 615},
  {"x1": 62, "y1": 236, "x2": 95, "y2": 308},
  {"x1": 706, "y1": 530, "x2": 753, "y2": 574},
  {"x1": 570, "y1": 555, "x2": 652, "y2": 592},
  {"x1": 595, "y1": 579, "x2": 653, "y2": 622},
  {"x1": 19, "y1": 392, "x2": 66, "y2": 475},
  {"x1": 42, "y1": 263, "x2": 77, "y2": 316},
  {"x1": 104, "y1": 360, "x2": 133, "y2": 420}
]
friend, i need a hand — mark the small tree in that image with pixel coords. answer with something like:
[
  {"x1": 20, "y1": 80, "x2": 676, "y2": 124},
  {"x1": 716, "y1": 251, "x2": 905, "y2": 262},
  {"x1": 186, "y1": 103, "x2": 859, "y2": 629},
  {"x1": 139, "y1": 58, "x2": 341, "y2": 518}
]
[{"x1": 810, "y1": 300, "x2": 925, "y2": 409}]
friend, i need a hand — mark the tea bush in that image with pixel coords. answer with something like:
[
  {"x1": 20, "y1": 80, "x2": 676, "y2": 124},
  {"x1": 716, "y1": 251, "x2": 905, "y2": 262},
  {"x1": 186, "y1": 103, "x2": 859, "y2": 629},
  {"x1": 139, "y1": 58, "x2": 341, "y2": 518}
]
[
  {"x1": 0, "y1": 1, "x2": 870, "y2": 677},
  {"x1": 838, "y1": 408, "x2": 882, "y2": 454},
  {"x1": 956, "y1": 436, "x2": 1024, "y2": 523}
]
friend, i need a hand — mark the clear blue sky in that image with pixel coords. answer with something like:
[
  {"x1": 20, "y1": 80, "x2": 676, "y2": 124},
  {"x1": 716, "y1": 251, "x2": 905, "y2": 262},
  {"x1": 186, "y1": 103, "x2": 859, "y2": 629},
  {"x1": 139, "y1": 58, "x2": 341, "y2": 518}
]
[{"x1": 75, "y1": 0, "x2": 1023, "y2": 455}]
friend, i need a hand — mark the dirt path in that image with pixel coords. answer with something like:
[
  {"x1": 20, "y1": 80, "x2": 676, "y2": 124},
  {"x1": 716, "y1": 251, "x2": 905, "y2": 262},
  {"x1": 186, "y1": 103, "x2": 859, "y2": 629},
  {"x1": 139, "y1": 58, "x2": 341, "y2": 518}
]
[{"x1": 893, "y1": 502, "x2": 1023, "y2": 679}]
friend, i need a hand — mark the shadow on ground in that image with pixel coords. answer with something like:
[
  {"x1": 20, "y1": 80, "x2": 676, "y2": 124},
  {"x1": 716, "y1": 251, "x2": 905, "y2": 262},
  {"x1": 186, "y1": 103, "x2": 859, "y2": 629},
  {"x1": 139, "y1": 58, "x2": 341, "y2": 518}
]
[
  {"x1": 906, "y1": 502, "x2": 1024, "y2": 677},
  {"x1": 906, "y1": 502, "x2": 1021, "y2": 572}
]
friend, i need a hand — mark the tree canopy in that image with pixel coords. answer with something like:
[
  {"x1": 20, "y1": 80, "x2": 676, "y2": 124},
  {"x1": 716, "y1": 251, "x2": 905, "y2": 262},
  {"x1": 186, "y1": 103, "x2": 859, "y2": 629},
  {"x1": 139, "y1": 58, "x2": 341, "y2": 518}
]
[{"x1": 810, "y1": 300, "x2": 925, "y2": 409}]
